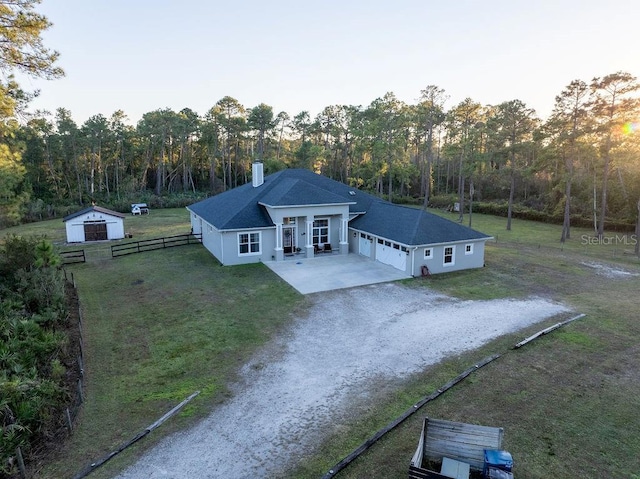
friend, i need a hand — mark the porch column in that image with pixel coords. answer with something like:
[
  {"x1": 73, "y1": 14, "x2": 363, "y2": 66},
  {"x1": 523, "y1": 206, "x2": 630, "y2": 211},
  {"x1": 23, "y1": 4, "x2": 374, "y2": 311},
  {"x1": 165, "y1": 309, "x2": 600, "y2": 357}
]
[
  {"x1": 274, "y1": 222, "x2": 284, "y2": 261},
  {"x1": 340, "y1": 215, "x2": 349, "y2": 255},
  {"x1": 305, "y1": 218, "x2": 314, "y2": 257}
]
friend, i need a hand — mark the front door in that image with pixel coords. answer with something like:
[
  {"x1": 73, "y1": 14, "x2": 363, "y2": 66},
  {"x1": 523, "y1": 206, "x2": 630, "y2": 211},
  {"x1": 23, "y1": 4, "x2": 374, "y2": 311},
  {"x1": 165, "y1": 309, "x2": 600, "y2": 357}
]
[{"x1": 283, "y1": 226, "x2": 296, "y2": 254}]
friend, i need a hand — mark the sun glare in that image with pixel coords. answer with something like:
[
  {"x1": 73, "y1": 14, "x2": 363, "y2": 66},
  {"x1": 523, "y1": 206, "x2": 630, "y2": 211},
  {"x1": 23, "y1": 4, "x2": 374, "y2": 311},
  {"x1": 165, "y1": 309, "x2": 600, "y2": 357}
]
[{"x1": 622, "y1": 121, "x2": 638, "y2": 135}]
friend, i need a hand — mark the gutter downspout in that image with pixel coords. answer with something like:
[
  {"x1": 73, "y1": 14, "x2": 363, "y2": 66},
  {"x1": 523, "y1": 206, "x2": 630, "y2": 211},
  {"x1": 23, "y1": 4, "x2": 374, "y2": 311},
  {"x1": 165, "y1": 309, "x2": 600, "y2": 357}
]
[{"x1": 220, "y1": 232, "x2": 224, "y2": 265}]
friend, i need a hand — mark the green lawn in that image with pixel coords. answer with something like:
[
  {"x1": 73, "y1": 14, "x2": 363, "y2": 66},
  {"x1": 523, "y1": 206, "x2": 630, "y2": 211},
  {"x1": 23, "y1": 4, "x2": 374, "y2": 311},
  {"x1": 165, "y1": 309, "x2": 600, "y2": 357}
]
[
  {"x1": 43, "y1": 249, "x2": 301, "y2": 479},
  {"x1": 3, "y1": 209, "x2": 639, "y2": 478}
]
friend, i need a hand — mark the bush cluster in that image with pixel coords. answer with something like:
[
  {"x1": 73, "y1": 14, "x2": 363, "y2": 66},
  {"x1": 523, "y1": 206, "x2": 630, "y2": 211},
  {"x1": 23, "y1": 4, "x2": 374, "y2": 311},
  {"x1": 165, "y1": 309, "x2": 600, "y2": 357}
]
[
  {"x1": 0, "y1": 236, "x2": 69, "y2": 476},
  {"x1": 20, "y1": 192, "x2": 208, "y2": 223}
]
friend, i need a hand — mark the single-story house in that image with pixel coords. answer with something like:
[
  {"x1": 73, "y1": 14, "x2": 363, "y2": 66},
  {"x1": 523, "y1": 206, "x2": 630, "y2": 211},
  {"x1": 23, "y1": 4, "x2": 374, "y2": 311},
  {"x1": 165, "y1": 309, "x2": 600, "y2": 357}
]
[
  {"x1": 187, "y1": 163, "x2": 492, "y2": 276},
  {"x1": 63, "y1": 206, "x2": 125, "y2": 243}
]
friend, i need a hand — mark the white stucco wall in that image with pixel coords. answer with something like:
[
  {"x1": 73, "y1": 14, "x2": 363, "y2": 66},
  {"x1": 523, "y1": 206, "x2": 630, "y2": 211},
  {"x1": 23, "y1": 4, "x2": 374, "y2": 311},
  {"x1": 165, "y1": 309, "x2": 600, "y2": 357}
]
[
  {"x1": 197, "y1": 218, "x2": 277, "y2": 266},
  {"x1": 349, "y1": 228, "x2": 489, "y2": 277},
  {"x1": 411, "y1": 240, "x2": 488, "y2": 276}
]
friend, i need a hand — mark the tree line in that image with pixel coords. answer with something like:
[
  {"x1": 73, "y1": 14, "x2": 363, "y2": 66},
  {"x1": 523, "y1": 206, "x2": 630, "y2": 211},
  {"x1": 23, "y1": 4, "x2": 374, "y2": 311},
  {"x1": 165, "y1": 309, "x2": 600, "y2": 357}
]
[{"x1": 6, "y1": 73, "x2": 638, "y2": 240}]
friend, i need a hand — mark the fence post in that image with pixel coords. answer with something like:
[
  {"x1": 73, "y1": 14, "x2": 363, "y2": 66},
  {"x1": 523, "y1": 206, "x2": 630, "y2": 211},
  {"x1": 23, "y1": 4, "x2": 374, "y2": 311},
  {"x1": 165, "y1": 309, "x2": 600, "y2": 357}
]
[
  {"x1": 66, "y1": 407, "x2": 73, "y2": 431},
  {"x1": 16, "y1": 447, "x2": 26, "y2": 478},
  {"x1": 78, "y1": 378, "x2": 84, "y2": 403}
]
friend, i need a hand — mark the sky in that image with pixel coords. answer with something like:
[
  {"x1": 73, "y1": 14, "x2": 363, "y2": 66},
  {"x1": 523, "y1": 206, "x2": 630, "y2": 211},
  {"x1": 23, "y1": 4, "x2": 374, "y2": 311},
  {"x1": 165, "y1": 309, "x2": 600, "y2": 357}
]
[{"x1": 17, "y1": 0, "x2": 640, "y2": 126}]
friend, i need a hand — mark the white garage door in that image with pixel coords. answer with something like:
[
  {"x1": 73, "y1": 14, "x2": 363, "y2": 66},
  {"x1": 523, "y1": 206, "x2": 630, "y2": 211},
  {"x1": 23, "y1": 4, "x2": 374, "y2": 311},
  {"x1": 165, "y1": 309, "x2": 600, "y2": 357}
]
[
  {"x1": 375, "y1": 242, "x2": 406, "y2": 271},
  {"x1": 359, "y1": 235, "x2": 372, "y2": 257}
]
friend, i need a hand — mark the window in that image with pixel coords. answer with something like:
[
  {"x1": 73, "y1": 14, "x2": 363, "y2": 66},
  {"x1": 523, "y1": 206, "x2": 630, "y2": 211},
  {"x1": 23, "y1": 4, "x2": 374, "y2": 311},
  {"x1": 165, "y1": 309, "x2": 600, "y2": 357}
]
[
  {"x1": 465, "y1": 243, "x2": 473, "y2": 255},
  {"x1": 312, "y1": 218, "x2": 329, "y2": 245},
  {"x1": 444, "y1": 246, "x2": 455, "y2": 265},
  {"x1": 238, "y1": 232, "x2": 261, "y2": 255},
  {"x1": 283, "y1": 217, "x2": 296, "y2": 225},
  {"x1": 424, "y1": 248, "x2": 432, "y2": 259}
]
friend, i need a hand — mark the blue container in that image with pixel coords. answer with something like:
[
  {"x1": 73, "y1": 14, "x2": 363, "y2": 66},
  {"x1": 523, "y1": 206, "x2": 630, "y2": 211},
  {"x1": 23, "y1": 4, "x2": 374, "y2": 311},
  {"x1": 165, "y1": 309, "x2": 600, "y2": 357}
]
[{"x1": 483, "y1": 449, "x2": 513, "y2": 476}]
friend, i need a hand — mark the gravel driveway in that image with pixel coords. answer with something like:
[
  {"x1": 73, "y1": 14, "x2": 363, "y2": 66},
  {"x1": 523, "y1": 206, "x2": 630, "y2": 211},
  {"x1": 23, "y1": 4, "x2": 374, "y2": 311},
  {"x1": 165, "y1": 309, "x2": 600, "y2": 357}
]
[{"x1": 116, "y1": 283, "x2": 568, "y2": 478}]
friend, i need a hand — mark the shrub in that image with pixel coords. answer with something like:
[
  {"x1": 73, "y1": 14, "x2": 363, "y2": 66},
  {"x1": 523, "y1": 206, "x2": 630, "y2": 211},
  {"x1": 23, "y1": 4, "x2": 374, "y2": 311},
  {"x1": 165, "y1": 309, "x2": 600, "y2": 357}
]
[
  {"x1": 0, "y1": 237, "x2": 69, "y2": 476},
  {"x1": 428, "y1": 194, "x2": 459, "y2": 209}
]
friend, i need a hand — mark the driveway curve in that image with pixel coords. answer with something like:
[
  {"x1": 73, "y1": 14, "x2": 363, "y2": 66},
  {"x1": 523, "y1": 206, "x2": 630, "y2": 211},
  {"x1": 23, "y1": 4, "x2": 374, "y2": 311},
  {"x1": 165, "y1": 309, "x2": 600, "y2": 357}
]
[{"x1": 116, "y1": 283, "x2": 568, "y2": 478}]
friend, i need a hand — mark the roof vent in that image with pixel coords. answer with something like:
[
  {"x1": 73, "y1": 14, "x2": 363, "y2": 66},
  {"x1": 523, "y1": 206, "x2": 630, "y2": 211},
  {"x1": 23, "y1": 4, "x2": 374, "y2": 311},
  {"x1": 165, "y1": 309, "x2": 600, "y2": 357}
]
[
  {"x1": 349, "y1": 191, "x2": 356, "y2": 196},
  {"x1": 252, "y1": 161, "x2": 264, "y2": 187}
]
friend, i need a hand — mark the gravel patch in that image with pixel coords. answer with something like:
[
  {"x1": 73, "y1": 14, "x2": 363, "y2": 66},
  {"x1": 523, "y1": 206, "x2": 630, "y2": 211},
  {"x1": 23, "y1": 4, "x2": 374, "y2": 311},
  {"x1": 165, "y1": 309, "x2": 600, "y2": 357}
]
[
  {"x1": 581, "y1": 261, "x2": 640, "y2": 278},
  {"x1": 116, "y1": 283, "x2": 568, "y2": 479}
]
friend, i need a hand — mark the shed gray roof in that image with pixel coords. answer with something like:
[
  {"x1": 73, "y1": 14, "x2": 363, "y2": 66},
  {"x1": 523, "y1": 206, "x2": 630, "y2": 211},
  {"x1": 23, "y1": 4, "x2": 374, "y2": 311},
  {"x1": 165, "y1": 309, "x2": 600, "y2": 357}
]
[
  {"x1": 63, "y1": 206, "x2": 125, "y2": 222},
  {"x1": 187, "y1": 168, "x2": 490, "y2": 245}
]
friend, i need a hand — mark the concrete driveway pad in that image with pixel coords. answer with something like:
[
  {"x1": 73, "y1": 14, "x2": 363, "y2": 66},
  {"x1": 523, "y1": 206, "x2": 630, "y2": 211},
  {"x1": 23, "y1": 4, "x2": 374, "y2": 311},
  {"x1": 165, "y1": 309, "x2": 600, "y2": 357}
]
[{"x1": 264, "y1": 253, "x2": 411, "y2": 294}]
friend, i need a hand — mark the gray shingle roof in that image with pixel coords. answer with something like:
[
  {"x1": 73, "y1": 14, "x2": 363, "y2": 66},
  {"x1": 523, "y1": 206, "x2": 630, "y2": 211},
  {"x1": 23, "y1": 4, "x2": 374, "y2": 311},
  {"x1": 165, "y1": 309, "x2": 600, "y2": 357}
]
[
  {"x1": 350, "y1": 201, "x2": 490, "y2": 245},
  {"x1": 187, "y1": 168, "x2": 490, "y2": 245},
  {"x1": 63, "y1": 206, "x2": 125, "y2": 222},
  {"x1": 259, "y1": 177, "x2": 355, "y2": 207}
]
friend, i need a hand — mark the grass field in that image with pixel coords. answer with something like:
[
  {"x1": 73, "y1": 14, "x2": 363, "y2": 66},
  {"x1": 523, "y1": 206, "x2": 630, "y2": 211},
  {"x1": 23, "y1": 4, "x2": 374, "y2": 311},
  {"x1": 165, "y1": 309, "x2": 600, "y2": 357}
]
[{"x1": 2, "y1": 208, "x2": 639, "y2": 478}]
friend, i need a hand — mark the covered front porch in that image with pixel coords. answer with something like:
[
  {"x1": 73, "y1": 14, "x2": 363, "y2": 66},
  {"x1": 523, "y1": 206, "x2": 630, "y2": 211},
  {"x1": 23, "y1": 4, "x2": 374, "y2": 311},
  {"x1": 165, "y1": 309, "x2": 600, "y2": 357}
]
[{"x1": 272, "y1": 212, "x2": 349, "y2": 261}]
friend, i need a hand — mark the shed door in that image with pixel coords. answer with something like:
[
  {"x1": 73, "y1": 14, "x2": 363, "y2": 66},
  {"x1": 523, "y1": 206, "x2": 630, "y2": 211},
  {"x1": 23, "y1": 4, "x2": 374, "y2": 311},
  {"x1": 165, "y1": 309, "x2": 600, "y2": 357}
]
[
  {"x1": 84, "y1": 222, "x2": 107, "y2": 241},
  {"x1": 375, "y1": 243, "x2": 406, "y2": 271}
]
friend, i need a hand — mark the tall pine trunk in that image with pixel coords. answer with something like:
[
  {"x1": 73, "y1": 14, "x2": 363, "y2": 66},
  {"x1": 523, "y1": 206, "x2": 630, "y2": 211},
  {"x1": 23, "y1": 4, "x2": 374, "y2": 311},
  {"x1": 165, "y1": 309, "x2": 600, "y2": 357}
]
[
  {"x1": 597, "y1": 145, "x2": 610, "y2": 239},
  {"x1": 561, "y1": 180, "x2": 572, "y2": 242},
  {"x1": 561, "y1": 152, "x2": 573, "y2": 242},
  {"x1": 507, "y1": 169, "x2": 515, "y2": 231},
  {"x1": 422, "y1": 126, "x2": 434, "y2": 210}
]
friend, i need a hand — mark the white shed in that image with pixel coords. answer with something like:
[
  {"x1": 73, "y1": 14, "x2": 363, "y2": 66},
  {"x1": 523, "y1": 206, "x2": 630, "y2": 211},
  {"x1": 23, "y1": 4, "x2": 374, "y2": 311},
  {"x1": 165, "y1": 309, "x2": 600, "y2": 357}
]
[{"x1": 63, "y1": 206, "x2": 126, "y2": 243}]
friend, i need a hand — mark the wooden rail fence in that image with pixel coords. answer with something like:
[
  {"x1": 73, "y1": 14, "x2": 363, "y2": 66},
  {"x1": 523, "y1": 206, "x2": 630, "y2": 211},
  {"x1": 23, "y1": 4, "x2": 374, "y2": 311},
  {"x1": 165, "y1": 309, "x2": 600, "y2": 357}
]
[
  {"x1": 61, "y1": 249, "x2": 86, "y2": 264},
  {"x1": 111, "y1": 233, "x2": 202, "y2": 258}
]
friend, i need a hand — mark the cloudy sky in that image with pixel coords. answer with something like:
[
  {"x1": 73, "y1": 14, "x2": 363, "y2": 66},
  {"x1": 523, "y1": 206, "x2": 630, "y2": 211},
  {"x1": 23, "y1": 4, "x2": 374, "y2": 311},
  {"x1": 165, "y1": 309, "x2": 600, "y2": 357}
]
[{"x1": 20, "y1": 0, "x2": 640, "y2": 125}]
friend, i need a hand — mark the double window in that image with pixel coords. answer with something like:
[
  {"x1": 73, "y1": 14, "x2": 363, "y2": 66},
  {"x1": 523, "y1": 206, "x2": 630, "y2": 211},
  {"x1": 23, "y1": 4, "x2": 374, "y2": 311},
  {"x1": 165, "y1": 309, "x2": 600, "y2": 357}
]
[
  {"x1": 444, "y1": 246, "x2": 455, "y2": 265},
  {"x1": 238, "y1": 232, "x2": 261, "y2": 255},
  {"x1": 312, "y1": 218, "x2": 329, "y2": 245}
]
